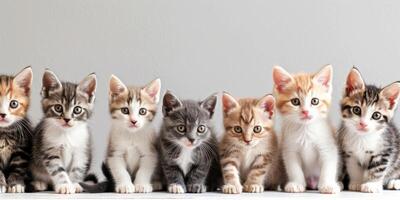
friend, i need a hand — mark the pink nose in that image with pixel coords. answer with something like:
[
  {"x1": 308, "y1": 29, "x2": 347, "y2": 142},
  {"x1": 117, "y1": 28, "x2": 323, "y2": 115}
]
[
  {"x1": 359, "y1": 122, "x2": 368, "y2": 129},
  {"x1": 302, "y1": 110, "x2": 309, "y2": 116}
]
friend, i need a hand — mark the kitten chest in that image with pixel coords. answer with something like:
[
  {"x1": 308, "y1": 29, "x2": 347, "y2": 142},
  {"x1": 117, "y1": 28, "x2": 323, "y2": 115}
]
[
  {"x1": 175, "y1": 147, "x2": 193, "y2": 175},
  {"x1": 344, "y1": 134, "x2": 383, "y2": 167}
]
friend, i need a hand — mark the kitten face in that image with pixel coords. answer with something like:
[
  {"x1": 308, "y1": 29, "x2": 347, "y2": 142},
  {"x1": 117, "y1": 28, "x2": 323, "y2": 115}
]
[
  {"x1": 273, "y1": 65, "x2": 333, "y2": 124},
  {"x1": 341, "y1": 67, "x2": 400, "y2": 135},
  {"x1": 222, "y1": 92, "x2": 275, "y2": 147},
  {"x1": 41, "y1": 70, "x2": 97, "y2": 129},
  {"x1": 0, "y1": 67, "x2": 32, "y2": 127},
  {"x1": 109, "y1": 75, "x2": 161, "y2": 132},
  {"x1": 162, "y1": 91, "x2": 217, "y2": 150}
]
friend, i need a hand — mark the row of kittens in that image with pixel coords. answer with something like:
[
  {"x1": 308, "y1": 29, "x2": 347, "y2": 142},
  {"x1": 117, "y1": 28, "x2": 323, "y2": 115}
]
[{"x1": 0, "y1": 65, "x2": 399, "y2": 195}]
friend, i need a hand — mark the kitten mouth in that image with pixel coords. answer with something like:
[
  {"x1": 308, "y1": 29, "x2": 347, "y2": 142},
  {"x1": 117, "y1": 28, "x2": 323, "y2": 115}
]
[
  {"x1": 301, "y1": 116, "x2": 313, "y2": 120},
  {"x1": 357, "y1": 127, "x2": 369, "y2": 132},
  {"x1": 0, "y1": 119, "x2": 8, "y2": 123},
  {"x1": 62, "y1": 124, "x2": 72, "y2": 128}
]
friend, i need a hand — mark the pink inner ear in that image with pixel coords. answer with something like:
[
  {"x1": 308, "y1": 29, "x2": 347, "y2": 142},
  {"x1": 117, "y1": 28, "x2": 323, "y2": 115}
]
[
  {"x1": 316, "y1": 75, "x2": 330, "y2": 87},
  {"x1": 276, "y1": 78, "x2": 291, "y2": 92},
  {"x1": 147, "y1": 89, "x2": 157, "y2": 98},
  {"x1": 261, "y1": 101, "x2": 274, "y2": 119}
]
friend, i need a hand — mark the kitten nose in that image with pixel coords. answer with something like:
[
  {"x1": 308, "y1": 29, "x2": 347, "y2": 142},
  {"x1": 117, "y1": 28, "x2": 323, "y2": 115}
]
[
  {"x1": 359, "y1": 122, "x2": 368, "y2": 128},
  {"x1": 0, "y1": 113, "x2": 6, "y2": 118},
  {"x1": 131, "y1": 120, "x2": 137, "y2": 125},
  {"x1": 63, "y1": 118, "x2": 71, "y2": 123},
  {"x1": 302, "y1": 110, "x2": 309, "y2": 116},
  {"x1": 188, "y1": 138, "x2": 195, "y2": 144}
]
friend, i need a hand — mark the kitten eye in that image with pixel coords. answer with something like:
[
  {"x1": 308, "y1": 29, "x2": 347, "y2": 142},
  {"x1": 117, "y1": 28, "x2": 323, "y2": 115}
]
[
  {"x1": 352, "y1": 106, "x2": 361, "y2": 116},
  {"x1": 253, "y1": 125, "x2": 263, "y2": 133},
  {"x1": 139, "y1": 108, "x2": 147, "y2": 115},
  {"x1": 73, "y1": 106, "x2": 83, "y2": 114},
  {"x1": 197, "y1": 125, "x2": 207, "y2": 134},
  {"x1": 311, "y1": 98, "x2": 319, "y2": 106},
  {"x1": 9, "y1": 100, "x2": 19, "y2": 109},
  {"x1": 372, "y1": 112, "x2": 382, "y2": 120},
  {"x1": 233, "y1": 126, "x2": 242, "y2": 134},
  {"x1": 291, "y1": 98, "x2": 300, "y2": 106},
  {"x1": 176, "y1": 125, "x2": 186, "y2": 134},
  {"x1": 54, "y1": 104, "x2": 63, "y2": 113},
  {"x1": 121, "y1": 107, "x2": 129, "y2": 115}
]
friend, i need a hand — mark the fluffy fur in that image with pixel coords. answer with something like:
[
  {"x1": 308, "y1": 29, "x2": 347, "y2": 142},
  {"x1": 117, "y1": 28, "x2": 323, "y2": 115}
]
[
  {"x1": 273, "y1": 65, "x2": 341, "y2": 194},
  {"x1": 338, "y1": 67, "x2": 400, "y2": 193}
]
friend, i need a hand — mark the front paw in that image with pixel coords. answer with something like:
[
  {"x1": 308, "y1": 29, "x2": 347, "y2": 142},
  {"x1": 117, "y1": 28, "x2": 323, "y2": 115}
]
[
  {"x1": 187, "y1": 184, "x2": 206, "y2": 193},
  {"x1": 168, "y1": 183, "x2": 185, "y2": 194},
  {"x1": 222, "y1": 183, "x2": 243, "y2": 194},
  {"x1": 7, "y1": 184, "x2": 25, "y2": 193},
  {"x1": 387, "y1": 179, "x2": 400, "y2": 190},
  {"x1": 135, "y1": 184, "x2": 153, "y2": 193},
  {"x1": 318, "y1": 183, "x2": 341, "y2": 194},
  {"x1": 243, "y1": 184, "x2": 264, "y2": 193},
  {"x1": 115, "y1": 183, "x2": 135, "y2": 194},
  {"x1": 32, "y1": 181, "x2": 48, "y2": 191},
  {"x1": 348, "y1": 182, "x2": 361, "y2": 191},
  {"x1": 74, "y1": 183, "x2": 83, "y2": 193},
  {"x1": 284, "y1": 182, "x2": 306, "y2": 193},
  {"x1": 361, "y1": 182, "x2": 383, "y2": 193},
  {"x1": 0, "y1": 183, "x2": 6, "y2": 193},
  {"x1": 152, "y1": 181, "x2": 163, "y2": 191},
  {"x1": 55, "y1": 183, "x2": 76, "y2": 194}
]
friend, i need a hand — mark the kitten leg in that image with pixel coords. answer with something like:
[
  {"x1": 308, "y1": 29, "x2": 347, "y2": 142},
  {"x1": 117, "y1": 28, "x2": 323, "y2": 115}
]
[
  {"x1": 283, "y1": 151, "x2": 306, "y2": 193},
  {"x1": 186, "y1": 163, "x2": 211, "y2": 193},
  {"x1": 243, "y1": 154, "x2": 271, "y2": 193},
  {"x1": 6, "y1": 149, "x2": 30, "y2": 193},
  {"x1": 0, "y1": 170, "x2": 6, "y2": 193},
  {"x1": 68, "y1": 151, "x2": 89, "y2": 193},
  {"x1": 346, "y1": 158, "x2": 364, "y2": 191},
  {"x1": 221, "y1": 156, "x2": 242, "y2": 194},
  {"x1": 107, "y1": 156, "x2": 135, "y2": 193},
  {"x1": 134, "y1": 154, "x2": 157, "y2": 193},
  {"x1": 387, "y1": 179, "x2": 400, "y2": 190},
  {"x1": 162, "y1": 165, "x2": 186, "y2": 194},
  {"x1": 361, "y1": 153, "x2": 389, "y2": 193},
  {"x1": 318, "y1": 147, "x2": 341, "y2": 194}
]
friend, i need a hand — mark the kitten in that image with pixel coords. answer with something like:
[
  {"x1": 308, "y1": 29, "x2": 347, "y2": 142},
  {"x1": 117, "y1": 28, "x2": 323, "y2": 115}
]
[
  {"x1": 338, "y1": 67, "x2": 400, "y2": 193},
  {"x1": 273, "y1": 65, "x2": 341, "y2": 194},
  {"x1": 0, "y1": 67, "x2": 33, "y2": 193},
  {"x1": 220, "y1": 92, "x2": 284, "y2": 194},
  {"x1": 30, "y1": 69, "x2": 97, "y2": 194},
  {"x1": 159, "y1": 91, "x2": 220, "y2": 193}
]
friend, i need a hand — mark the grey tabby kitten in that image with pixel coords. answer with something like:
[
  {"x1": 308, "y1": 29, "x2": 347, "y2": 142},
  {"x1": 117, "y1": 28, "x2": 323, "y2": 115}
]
[
  {"x1": 30, "y1": 69, "x2": 97, "y2": 194},
  {"x1": 159, "y1": 91, "x2": 221, "y2": 194},
  {"x1": 339, "y1": 67, "x2": 400, "y2": 193}
]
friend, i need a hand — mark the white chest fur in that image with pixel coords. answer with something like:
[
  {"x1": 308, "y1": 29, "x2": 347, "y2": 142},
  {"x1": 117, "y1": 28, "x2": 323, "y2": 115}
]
[
  {"x1": 175, "y1": 147, "x2": 193, "y2": 175},
  {"x1": 344, "y1": 131, "x2": 383, "y2": 165}
]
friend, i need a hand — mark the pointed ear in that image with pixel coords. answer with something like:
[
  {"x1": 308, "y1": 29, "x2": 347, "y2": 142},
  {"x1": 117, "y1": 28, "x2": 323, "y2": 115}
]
[
  {"x1": 77, "y1": 73, "x2": 97, "y2": 103},
  {"x1": 380, "y1": 82, "x2": 400, "y2": 110},
  {"x1": 13, "y1": 66, "x2": 33, "y2": 95},
  {"x1": 222, "y1": 92, "x2": 239, "y2": 114},
  {"x1": 109, "y1": 75, "x2": 128, "y2": 98},
  {"x1": 201, "y1": 93, "x2": 217, "y2": 118},
  {"x1": 163, "y1": 91, "x2": 183, "y2": 116},
  {"x1": 345, "y1": 67, "x2": 365, "y2": 95},
  {"x1": 273, "y1": 66, "x2": 294, "y2": 93},
  {"x1": 257, "y1": 94, "x2": 275, "y2": 119},
  {"x1": 142, "y1": 78, "x2": 161, "y2": 103},
  {"x1": 313, "y1": 64, "x2": 333, "y2": 92},
  {"x1": 42, "y1": 69, "x2": 62, "y2": 96}
]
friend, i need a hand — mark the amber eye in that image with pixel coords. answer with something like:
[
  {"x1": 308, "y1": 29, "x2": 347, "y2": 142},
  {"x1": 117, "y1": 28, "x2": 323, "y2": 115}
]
[
  {"x1": 197, "y1": 125, "x2": 207, "y2": 134},
  {"x1": 54, "y1": 104, "x2": 63, "y2": 113},
  {"x1": 372, "y1": 112, "x2": 382, "y2": 120},
  {"x1": 253, "y1": 125, "x2": 263, "y2": 133},
  {"x1": 233, "y1": 126, "x2": 242, "y2": 134},
  {"x1": 73, "y1": 106, "x2": 82, "y2": 114},
  {"x1": 121, "y1": 107, "x2": 129, "y2": 115},
  {"x1": 352, "y1": 106, "x2": 361, "y2": 116},
  {"x1": 291, "y1": 98, "x2": 300, "y2": 106},
  {"x1": 176, "y1": 125, "x2": 186, "y2": 134},
  {"x1": 311, "y1": 98, "x2": 319, "y2": 105},
  {"x1": 9, "y1": 100, "x2": 19, "y2": 109},
  {"x1": 139, "y1": 108, "x2": 147, "y2": 115}
]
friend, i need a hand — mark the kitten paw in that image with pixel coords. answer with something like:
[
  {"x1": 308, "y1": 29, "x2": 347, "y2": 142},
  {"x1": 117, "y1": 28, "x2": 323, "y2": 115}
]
[
  {"x1": 318, "y1": 183, "x2": 341, "y2": 194},
  {"x1": 152, "y1": 181, "x2": 163, "y2": 191},
  {"x1": 7, "y1": 184, "x2": 25, "y2": 193},
  {"x1": 360, "y1": 182, "x2": 383, "y2": 193},
  {"x1": 243, "y1": 184, "x2": 264, "y2": 193},
  {"x1": 187, "y1": 184, "x2": 206, "y2": 193},
  {"x1": 168, "y1": 184, "x2": 185, "y2": 194},
  {"x1": 387, "y1": 179, "x2": 400, "y2": 190},
  {"x1": 32, "y1": 181, "x2": 48, "y2": 191},
  {"x1": 348, "y1": 182, "x2": 361, "y2": 191},
  {"x1": 115, "y1": 183, "x2": 135, "y2": 194},
  {"x1": 284, "y1": 182, "x2": 306, "y2": 193},
  {"x1": 74, "y1": 183, "x2": 83, "y2": 193},
  {"x1": 135, "y1": 184, "x2": 153, "y2": 193},
  {"x1": 0, "y1": 184, "x2": 6, "y2": 193},
  {"x1": 55, "y1": 183, "x2": 76, "y2": 194},
  {"x1": 222, "y1": 183, "x2": 243, "y2": 194}
]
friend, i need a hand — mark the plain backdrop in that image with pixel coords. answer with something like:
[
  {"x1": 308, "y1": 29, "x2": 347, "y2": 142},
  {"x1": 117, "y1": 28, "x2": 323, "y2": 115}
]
[{"x1": 1, "y1": 0, "x2": 400, "y2": 175}]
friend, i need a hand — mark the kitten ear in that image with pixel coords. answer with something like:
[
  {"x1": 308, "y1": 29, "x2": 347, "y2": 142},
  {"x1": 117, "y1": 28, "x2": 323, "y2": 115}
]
[
  {"x1": 109, "y1": 75, "x2": 128, "y2": 98},
  {"x1": 312, "y1": 64, "x2": 333, "y2": 92},
  {"x1": 201, "y1": 93, "x2": 218, "y2": 118},
  {"x1": 42, "y1": 69, "x2": 62, "y2": 96},
  {"x1": 163, "y1": 91, "x2": 183, "y2": 116},
  {"x1": 257, "y1": 94, "x2": 275, "y2": 119},
  {"x1": 222, "y1": 92, "x2": 239, "y2": 114},
  {"x1": 273, "y1": 66, "x2": 294, "y2": 93},
  {"x1": 345, "y1": 67, "x2": 365, "y2": 95},
  {"x1": 380, "y1": 82, "x2": 400, "y2": 110},
  {"x1": 77, "y1": 73, "x2": 97, "y2": 103},
  {"x1": 13, "y1": 66, "x2": 33, "y2": 95},
  {"x1": 142, "y1": 78, "x2": 161, "y2": 103}
]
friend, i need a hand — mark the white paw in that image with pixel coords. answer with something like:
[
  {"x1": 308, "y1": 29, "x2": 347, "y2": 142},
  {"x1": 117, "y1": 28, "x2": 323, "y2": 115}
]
[
  {"x1": 152, "y1": 181, "x2": 163, "y2": 191},
  {"x1": 7, "y1": 184, "x2": 25, "y2": 193},
  {"x1": 55, "y1": 183, "x2": 76, "y2": 194},
  {"x1": 348, "y1": 182, "x2": 361, "y2": 191},
  {"x1": 318, "y1": 183, "x2": 341, "y2": 194},
  {"x1": 115, "y1": 183, "x2": 135, "y2": 194},
  {"x1": 360, "y1": 182, "x2": 383, "y2": 193},
  {"x1": 243, "y1": 184, "x2": 264, "y2": 193},
  {"x1": 222, "y1": 183, "x2": 243, "y2": 194},
  {"x1": 168, "y1": 184, "x2": 185, "y2": 194},
  {"x1": 32, "y1": 181, "x2": 48, "y2": 191},
  {"x1": 0, "y1": 185, "x2": 6, "y2": 193},
  {"x1": 387, "y1": 179, "x2": 400, "y2": 190},
  {"x1": 284, "y1": 182, "x2": 305, "y2": 193},
  {"x1": 135, "y1": 184, "x2": 153, "y2": 193},
  {"x1": 74, "y1": 183, "x2": 83, "y2": 193}
]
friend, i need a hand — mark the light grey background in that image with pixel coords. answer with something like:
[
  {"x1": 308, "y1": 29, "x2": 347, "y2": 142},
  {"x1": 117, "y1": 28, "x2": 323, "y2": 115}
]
[{"x1": 1, "y1": 0, "x2": 400, "y2": 174}]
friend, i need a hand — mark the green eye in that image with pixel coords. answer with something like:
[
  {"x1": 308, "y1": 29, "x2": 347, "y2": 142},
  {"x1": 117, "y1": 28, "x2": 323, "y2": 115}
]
[
  {"x1": 176, "y1": 125, "x2": 186, "y2": 133},
  {"x1": 372, "y1": 112, "x2": 381, "y2": 120},
  {"x1": 9, "y1": 100, "x2": 19, "y2": 109},
  {"x1": 121, "y1": 107, "x2": 129, "y2": 115},
  {"x1": 291, "y1": 98, "x2": 300, "y2": 106},
  {"x1": 253, "y1": 125, "x2": 263, "y2": 133},
  {"x1": 233, "y1": 126, "x2": 242, "y2": 134},
  {"x1": 311, "y1": 98, "x2": 319, "y2": 105},
  {"x1": 139, "y1": 108, "x2": 147, "y2": 115},
  {"x1": 54, "y1": 104, "x2": 63, "y2": 113},
  {"x1": 73, "y1": 106, "x2": 82, "y2": 114},
  {"x1": 352, "y1": 106, "x2": 361, "y2": 115},
  {"x1": 197, "y1": 125, "x2": 207, "y2": 134}
]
